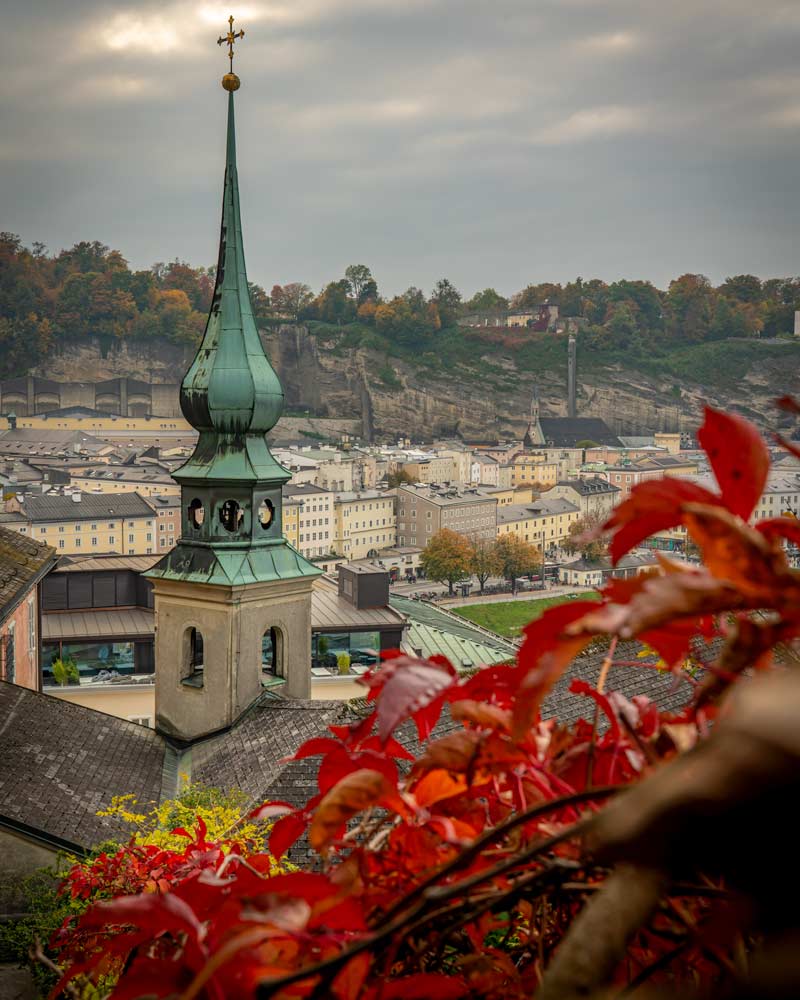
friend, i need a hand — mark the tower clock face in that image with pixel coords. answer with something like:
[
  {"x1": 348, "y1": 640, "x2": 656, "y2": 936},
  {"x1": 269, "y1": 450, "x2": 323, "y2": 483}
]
[{"x1": 258, "y1": 498, "x2": 275, "y2": 529}]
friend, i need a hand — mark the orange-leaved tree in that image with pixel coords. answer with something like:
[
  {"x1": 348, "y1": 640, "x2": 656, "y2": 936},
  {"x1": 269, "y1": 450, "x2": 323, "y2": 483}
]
[{"x1": 49, "y1": 404, "x2": 800, "y2": 999}]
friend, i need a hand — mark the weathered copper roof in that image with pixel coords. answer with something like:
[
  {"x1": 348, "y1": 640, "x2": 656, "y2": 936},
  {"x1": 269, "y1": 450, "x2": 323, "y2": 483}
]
[{"x1": 179, "y1": 92, "x2": 284, "y2": 444}]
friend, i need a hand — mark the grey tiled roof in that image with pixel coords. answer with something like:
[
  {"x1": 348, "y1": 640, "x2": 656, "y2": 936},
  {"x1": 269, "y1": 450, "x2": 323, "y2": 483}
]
[
  {"x1": 538, "y1": 418, "x2": 621, "y2": 448},
  {"x1": 0, "y1": 682, "x2": 165, "y2": 849},
  {"x1": 190, "y1": 697, "x2": 345, "y2": 804},
  {"x1": 19, "y1": 492, "x2": 155, "y2": 523},
  {"x1": 0, "y1": 524, "x2": 56, "y2": 621},
  {"x1": 0, "y1": 647, "x2": 694, "y2": 856}
]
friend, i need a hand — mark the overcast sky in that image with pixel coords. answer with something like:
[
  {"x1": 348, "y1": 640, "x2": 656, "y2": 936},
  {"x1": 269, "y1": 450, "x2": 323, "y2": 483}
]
[{"x1": 3, "y1": 1, "x2": 800, "y2": 297}]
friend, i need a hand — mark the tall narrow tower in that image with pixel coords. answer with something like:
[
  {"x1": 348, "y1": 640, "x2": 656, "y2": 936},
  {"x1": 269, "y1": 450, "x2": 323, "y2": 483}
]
[
  {"x1": 522, "y1": 385, "x2": 544, "y2": 448},
  {"x1": 567, "y1": 334, "x2": 577, "y2": 418},
  {"x1": 146, "y1": 26, "x2": 320, "y2": 742}
]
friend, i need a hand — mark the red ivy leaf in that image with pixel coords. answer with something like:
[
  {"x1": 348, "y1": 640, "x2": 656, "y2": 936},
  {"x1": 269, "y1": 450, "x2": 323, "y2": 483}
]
[
  {"x1": 776, "y1": 395, "x2": 800, "y2": 415},
  {"x1": 697, "y1": 406, "x2": 769, "y2": 520},
  {"x1": 381, "y1": 973, "x2": 469, "y2": 998},
  {"x1": 248, "y1": 801, "x2": 295, "y2": 822},
  {"x1": 569, "y1": 679, "x2": 622, "y2": 743},
  {"x1": 513, "y1": 602, "x2": 602, "y2": 739},
  {"x1": 268, "y1": 812, "x2": 308, "y2": 860},
  {"x1": 375, "y1": 659, "x2": 456, "y2": 743},
  {"x1": 309, "y1": 769, "x2": 408, "y2": 854},
  {"x1": 757, "y1": 516, "x2": 800, "y2": 547},
  {"x1": 604, "y1": 479, "x2": 721, "y2": 564},
  {"x1": 285, "y1": 736, "x2": 344, "y2": 761}
]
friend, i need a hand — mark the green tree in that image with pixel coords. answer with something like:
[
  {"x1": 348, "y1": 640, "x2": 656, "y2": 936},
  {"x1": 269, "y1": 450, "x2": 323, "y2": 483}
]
[
  {"x1": 317, "y1": 280, "x2": 356, "y2": 325},
  {"x1": 248, "y1": 282, "x2": 271, "y2": 326},
  {"x1": 719, "y1": 274, "x2": 762, "y2": 305},
  {"x1": 665, "y1": 273, "x2": 716, "y2": 343},
  {"x1": 344, "y1": 265, "x2": 376, "y2": 305},
  {"x1": 420, "y1": 528, "x2": 474, "y2": 595},
  {"x1": 494, "y1": 534, "x2": 540, "y2": 594},
  {"x1": 430, "y1": 278, "x2": 462, "y2": 327},
  {"x1": 465, "y1": 288, "x2": 508, "y2": 313}
]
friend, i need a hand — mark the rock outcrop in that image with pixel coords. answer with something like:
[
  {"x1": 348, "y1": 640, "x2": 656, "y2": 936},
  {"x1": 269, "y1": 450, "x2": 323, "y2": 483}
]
[{"x1": 32, "y1": 327, "x2": 798, "y2": 442}]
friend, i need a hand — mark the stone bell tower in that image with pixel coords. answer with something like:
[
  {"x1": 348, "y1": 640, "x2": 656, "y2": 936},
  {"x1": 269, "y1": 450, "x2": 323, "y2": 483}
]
[{"x1": 146, "y1": 32, "x2": 320, "y2": 742}]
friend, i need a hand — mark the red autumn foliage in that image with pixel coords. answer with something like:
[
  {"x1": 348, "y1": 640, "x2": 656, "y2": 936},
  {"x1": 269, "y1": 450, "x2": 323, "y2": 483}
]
[{"x1": 48, "y1": 404, "x2": 800, "y2": 999}]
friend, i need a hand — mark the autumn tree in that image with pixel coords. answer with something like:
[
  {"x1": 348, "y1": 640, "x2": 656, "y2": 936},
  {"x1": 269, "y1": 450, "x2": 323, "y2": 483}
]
[
  {"x1": 270, "y1": 282, "x2": 313, "y2": 320},
  {"x1": 469, "y1": 535, "x2": 501, "y2": 594},
  {"x1": 386, "y1": 468, "x2": 418, "y2": 488},
  {"x1": 420, "y1": 528, "x2": 473, "y2": 594},
  {"x1": 562, "y1": 511, "x2": 608, "y2": 562},
  {"x1": 494, "y1": 533, "x2": 541, "y2": 593}
]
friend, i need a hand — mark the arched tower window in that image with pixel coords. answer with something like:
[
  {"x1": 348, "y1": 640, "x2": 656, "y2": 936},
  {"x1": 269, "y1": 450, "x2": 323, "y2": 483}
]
[
  {"x1": 262, "y1": 627, "x2": 283, "y2": 678},
  {"x1": 182, "y1": 627, "x2": 204, "y2": 687}
]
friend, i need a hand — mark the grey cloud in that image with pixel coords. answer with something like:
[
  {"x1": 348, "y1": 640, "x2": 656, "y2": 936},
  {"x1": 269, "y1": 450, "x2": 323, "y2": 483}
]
[{"x1": 2, "y1": 0, "x2": 800, "y2": 296}]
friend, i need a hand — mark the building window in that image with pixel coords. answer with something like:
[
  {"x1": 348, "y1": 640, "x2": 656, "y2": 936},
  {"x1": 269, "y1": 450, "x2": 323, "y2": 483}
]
[
  {"x1": 182, "y1": 627, "x2": 204, "y2": 687},
  {"x1": 188, "y1": 498, "x2": 205, "y2": 529},
  {"x1": 108, "y1": 536, "x2": 115, "y2": 545},
  {"x1": 2, "y1": 624, "x2": 15, "y2": 683},
  {"x1": 313, "y1": 631, "x2": 380, "y2": 676},
  {"x1": 128, "y1": 534, "x2": 134, "y2": 543},
  {"x1": 262, "y1": 626, "x2": 282, "y2": 678},
  {"x1": 41, "y1": 639, "x2": 142, "y2": 686},
  {"x1": 27, "y1": 598, "x2": 35, "y2": 652}
]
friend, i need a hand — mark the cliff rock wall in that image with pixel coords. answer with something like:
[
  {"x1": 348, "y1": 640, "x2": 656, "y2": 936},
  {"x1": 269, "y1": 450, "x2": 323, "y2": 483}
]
[{"x1": 32, "y1": 328, "x2": 796, "y2": 442}]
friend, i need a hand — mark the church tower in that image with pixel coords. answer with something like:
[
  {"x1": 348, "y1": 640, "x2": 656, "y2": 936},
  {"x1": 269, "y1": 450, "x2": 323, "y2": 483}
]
[
  {"x1": 146, "y1": 25, "x2": 320, "y2": 742},
  {"x1": 523, "y1": 386, "x2": 545, "y2": 449}
]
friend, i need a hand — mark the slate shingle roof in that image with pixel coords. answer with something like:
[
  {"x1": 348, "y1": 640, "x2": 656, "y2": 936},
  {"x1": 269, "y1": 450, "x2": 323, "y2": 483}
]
[
  {"x1": 0, "y1": 524, "x2": 56, "y2": 622},
  {"x1": 0, "y1": 682, "x2": 165, "y2": 850},
  {"x1": 19, "y1": 492, "x2": 155, "y2": 523},
  {"x1": 191, "y1": 697, "x2": 346, "y2": 805},
  {"x1": 0, "y1": 646, "x2": 695, "y2": 855},
  {"x1": 538, "y1": 418, "x2": 621, "y2": 448}
]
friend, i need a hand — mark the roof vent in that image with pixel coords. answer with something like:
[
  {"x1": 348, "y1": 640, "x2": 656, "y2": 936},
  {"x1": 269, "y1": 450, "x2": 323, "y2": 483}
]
[{"x1": 71, "y1": 492, "x2": 82, "y2": 503}]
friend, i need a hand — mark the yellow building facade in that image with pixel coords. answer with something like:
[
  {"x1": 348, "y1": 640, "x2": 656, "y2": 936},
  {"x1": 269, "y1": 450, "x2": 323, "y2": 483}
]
[
  {"x1": 496, "y1": 499, "x2": 582, "y2": 550},
  {"x1": 334, "y1": 491, "x2": 397, "y2": 560},
  {"x1": 6, "y1": 493, "x2": 158, "y2": 556},
  {"x1": 283, "y1": 497, "x2": 300, "y2": 549},
  {"x1": 507, "y1": 453, "x2": 560, "y2": 488}
]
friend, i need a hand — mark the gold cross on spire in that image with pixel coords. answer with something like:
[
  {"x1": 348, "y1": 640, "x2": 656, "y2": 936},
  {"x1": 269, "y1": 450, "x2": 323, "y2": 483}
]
[{"x1": 218, "y1": 15, "x2": 245, "y2": 90}]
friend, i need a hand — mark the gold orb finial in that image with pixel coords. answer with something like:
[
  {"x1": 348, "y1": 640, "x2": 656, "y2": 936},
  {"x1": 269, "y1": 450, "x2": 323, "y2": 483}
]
[{"x1": 217, "y1": 15, "x2": 245, "y2": 88}]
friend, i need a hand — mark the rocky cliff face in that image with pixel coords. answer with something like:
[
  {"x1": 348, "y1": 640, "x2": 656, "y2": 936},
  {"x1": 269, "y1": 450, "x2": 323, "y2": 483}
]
[{"x1": 34, "y1": 327, "x2": 796, "y2": 442}]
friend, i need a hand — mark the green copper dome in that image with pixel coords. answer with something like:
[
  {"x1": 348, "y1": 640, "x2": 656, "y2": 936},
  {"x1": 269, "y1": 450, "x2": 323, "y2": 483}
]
[{"x1": 180, "y1": 92, "x2": 283, "y2": 436}]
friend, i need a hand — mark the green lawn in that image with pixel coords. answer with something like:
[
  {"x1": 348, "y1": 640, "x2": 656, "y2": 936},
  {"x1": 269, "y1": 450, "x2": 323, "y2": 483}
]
[{"x1": 451, "y1": 593, "x2": 600, "y2": 639}]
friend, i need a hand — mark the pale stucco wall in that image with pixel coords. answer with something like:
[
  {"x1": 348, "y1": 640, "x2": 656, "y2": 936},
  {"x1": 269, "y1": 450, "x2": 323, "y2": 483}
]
[
  {"x1": 152, "y1": 575, "x2": 315, "y2": 742},
  {"x1": 47, "y1": 685, "x2": 156, "y2": 726}
]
